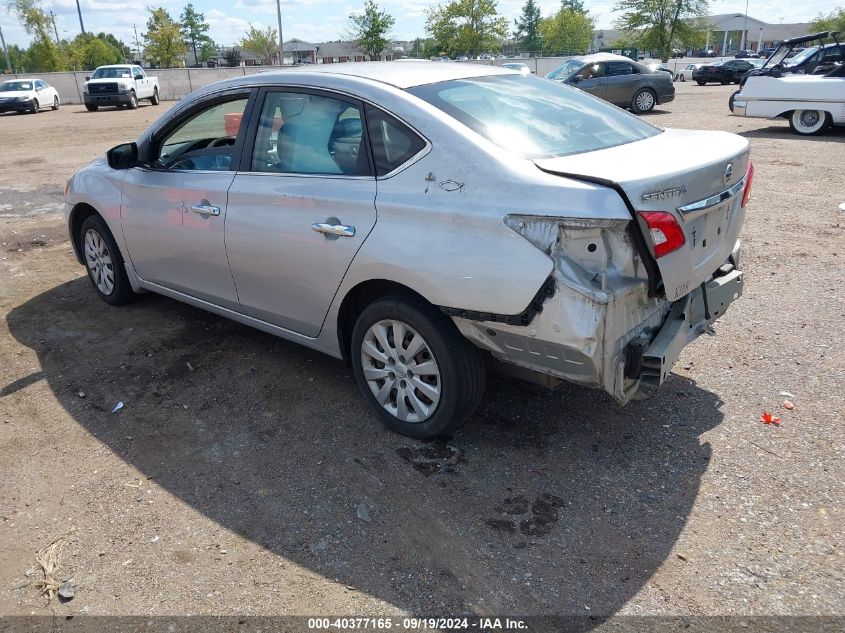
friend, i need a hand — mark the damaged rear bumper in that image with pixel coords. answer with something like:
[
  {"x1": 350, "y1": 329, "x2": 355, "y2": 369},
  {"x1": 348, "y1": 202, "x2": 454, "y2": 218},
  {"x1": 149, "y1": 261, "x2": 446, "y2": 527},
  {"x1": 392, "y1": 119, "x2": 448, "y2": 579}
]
[{"x1": 451, "y1": 256, "x2": 743, "y2": 404}]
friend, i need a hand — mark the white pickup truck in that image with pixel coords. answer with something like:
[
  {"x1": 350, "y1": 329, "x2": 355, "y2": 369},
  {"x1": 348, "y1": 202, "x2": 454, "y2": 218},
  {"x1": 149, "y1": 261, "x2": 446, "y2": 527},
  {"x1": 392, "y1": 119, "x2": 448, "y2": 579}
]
[{"x1": 83, "y1": 65, "x2": 160, "y2": 111}]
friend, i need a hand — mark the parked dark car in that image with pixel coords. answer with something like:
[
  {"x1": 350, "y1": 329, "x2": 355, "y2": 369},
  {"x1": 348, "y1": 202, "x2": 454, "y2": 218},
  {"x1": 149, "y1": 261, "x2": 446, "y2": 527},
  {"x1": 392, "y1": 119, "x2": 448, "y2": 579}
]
[
  {"x1": 758, "y1": 47, "x2": 778, "y2": 58},
  {"x1": 735, "y1": 50, "x2": 756, "y2": 58},
  {"x1": 546, "y1": 52, "x2": 675, "y2": 114},
  {"x1": 693, "y1": 59, "x2": 760, "y2": 84}
]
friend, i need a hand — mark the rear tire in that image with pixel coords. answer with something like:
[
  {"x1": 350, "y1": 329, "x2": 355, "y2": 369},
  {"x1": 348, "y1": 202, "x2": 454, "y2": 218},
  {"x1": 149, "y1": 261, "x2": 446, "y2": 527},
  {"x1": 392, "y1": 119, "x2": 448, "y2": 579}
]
[
  {"x1": 631, "y1": 88, "x2": 656, "y2": 114},
  {"x1": 350, "y1": 294, "x2": 485, "y2": 439},
  {"x1": 679, "y1": 74, "x2": 685, "y2": 82},
  {"x1": 150, "y1": 87, "x2": 160, "y2": 105},
  {"x1": 85, "y1": 104, "x2": 98, "y2": 112},
  {"x1": 728, "y1": 90, "x2": 738, "y2": 113},
  {"x1": 788, "y1": 110, "x2": 831, "y2": 136},
  {"x1": 79, "y1": 215, "x2": 136, "y2": 305}
]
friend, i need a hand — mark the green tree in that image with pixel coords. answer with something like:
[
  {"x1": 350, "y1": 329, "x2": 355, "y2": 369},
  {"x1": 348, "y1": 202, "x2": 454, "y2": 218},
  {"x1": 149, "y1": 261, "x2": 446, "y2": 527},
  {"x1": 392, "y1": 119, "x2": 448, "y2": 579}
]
[
  {"x1": 425, "y1": 0, "x2": 508, "y2": 57},
  {"x1": 239, "y1": 24, "x2": 278, "y2": 65},
  {"x1": 513, "y1": 0, "x2": 542, "y2": 53},
  {"x1": 180, "y1": 3, "x2": 214, "y2": 65},
  {"x1": 223, "y1": 47, "x2": 240, "y2": 67},
  {"x1": 7, "y1": 0, "x2": 63, "y2": 71},
  {"x1": 812, "y1": 8, "x2": 845, "y2": 39},
  {"x1": 66, "y1": 33, "x2": 127, "y2": 69},
  {"x1": 95, "y1": 32, "x2": 132, "y2": 60},
  {"x1": 613, "y1": 0, "x2": 710, "y2": 62},
  {"x1": 540, "y1": 7, "x2": 594, "y2": 55},
  {"x1": 560, "y1": 0, "x2": 587, "y2": 13},
  {"x1": 347, "y1": 0, "x2": 395, "y2": 60},
  {"x1": 144, "y1": 7, "x2": 186, "y2": 67}
]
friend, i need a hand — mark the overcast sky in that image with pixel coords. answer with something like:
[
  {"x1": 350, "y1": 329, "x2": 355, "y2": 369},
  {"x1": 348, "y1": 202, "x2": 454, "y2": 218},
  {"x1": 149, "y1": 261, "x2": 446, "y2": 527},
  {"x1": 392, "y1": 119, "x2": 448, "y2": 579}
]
[{"x1": 1, "y1": 0, "x2": 834, "y2": 49}]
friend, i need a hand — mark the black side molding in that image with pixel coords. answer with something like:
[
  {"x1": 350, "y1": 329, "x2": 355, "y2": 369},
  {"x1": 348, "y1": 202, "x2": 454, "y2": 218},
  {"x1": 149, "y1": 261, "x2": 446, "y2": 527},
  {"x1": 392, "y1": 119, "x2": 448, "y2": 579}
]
[{"x1": 440, "y1": 276, "x2": 556, "y2": 327}]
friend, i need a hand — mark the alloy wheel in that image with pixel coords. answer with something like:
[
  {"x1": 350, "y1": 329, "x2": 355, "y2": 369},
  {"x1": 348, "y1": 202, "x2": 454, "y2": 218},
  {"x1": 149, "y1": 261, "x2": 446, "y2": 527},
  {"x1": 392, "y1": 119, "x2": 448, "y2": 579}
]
[
  {"x1": 84, "y1": 228, "x2": 115, "y2": 295},
  {"x1": 360, "y1": 319, "x2": 441, "y2": 423},
  {"x1": 635, "y1": 90, "x2": 655, "y2": 112}
]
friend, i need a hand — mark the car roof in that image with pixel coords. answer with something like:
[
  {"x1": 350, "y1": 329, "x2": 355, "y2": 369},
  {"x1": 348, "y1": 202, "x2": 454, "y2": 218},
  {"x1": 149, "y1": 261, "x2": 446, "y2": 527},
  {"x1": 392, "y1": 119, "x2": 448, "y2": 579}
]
[
  {"x1": 247, "y1": 61, "x2": 514, "y2": 89},
  {"x1": 3, "y1": 77, "x2": 39, "y2": 82},
  {"x1": 575, "y1": 52, "x2": 637, "y2": 64}
]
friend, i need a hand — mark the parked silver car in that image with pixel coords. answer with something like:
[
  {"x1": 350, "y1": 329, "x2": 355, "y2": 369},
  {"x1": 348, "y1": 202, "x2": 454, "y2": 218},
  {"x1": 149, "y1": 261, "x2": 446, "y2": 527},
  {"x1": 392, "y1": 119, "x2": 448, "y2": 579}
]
[
  {"x1": 65, "y1": 62, "x2": 750, "y2": 439},
  {"x1": 546, "y1": 52, "x2": 675, "y2": 113}
]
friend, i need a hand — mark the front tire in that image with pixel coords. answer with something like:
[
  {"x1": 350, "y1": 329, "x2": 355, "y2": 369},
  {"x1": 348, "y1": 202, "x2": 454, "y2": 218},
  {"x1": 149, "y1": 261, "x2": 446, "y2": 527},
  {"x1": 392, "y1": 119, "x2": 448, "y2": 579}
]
[
  {"x1": 85, "y1": 104, "x2": 98, "y2": 112},
  {"x1": 80, "y1": 215, "x2": 136, "y2": 305},
  {"x1": 350, "y1": 294, "x2": 485, "y2": 439},
  {"x1": 29, "y1": 99, "x2": 39, "y2": 114},
  {"x1": 150, "y1": 87, "x2": 160, "y2": 105},
  {"x1": 52, "y1": 96, "x2": 59, "y2": 110},
  {"x1": 679, "y1": 74, "x2": 685, "y2": 82},
  {"x1": 696, "y1": 80, "x2": 706, "y2": 86},
  {"x1": 789, "y1": 110, "x2": 831, "y2": 136},
  {"x1": 127, "y1": 91, "x2": 138, "y2": 109},
  {"x1": 728, "y1": 90, "x2": 738, "y2": 113},
  {"x1": 631, "y1": 88, "x2": 656, "y2": 114}
]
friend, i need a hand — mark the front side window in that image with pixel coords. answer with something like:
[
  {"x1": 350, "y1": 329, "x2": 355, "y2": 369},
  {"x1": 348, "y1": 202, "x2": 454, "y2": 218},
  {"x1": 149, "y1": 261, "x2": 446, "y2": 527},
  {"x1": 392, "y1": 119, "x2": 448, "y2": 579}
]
[
  {"x1": 251, "y1": 91, "x2": 369, "y2": 176},
  {"x1": 408, "y1": 75, "x2": 660, "y2": 159},
  {"x1": 575, "y1": 63, "x2": 605, "y2": 80},
  {"x1": 365, "y1": 106, "x2": 426, "y2": 176},
  {"x1": 546, "y1": 59, "x2": 584, "y2": 81},
  {"x1": 155, "y1": 96, "x2": 249, "y2": 171}
]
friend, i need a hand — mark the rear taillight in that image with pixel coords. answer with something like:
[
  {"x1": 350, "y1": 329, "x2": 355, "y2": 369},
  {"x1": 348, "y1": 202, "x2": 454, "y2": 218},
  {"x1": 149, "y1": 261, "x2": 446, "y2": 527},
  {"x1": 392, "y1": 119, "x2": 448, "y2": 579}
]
[
  {"x1": 741, "y1": 162, "x2": 754, "y2": 207},
  {"x1": 638, "y1": 211, "x2": 686, "y2": 258}
]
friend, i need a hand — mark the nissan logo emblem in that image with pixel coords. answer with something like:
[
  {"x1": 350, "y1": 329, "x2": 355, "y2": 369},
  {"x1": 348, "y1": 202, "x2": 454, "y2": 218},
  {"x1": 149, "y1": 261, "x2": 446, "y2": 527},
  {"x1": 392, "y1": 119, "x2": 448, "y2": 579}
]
[{"x1": 724, "y1": 163, "x2": 733, "y2": 184}]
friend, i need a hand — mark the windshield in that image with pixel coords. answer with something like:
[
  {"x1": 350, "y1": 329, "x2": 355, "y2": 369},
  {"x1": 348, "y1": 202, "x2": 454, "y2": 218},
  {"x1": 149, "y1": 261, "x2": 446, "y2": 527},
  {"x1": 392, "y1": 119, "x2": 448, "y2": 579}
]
[
  {"x1": 786, "y1": 46, "x2": 820, "y2": 67},
  {"x1": 545, "y1": 59, "x2": 584, "y2": 81},
  {"x1": 0, "y1": 81, "x2": 33, "y2": 91},
  {"x1": 764, "y1": 45, "x2": 791, "y2": 68},
  {"x1": 91, "y1": 67, "x2": 132, "y2": 79},
  {"x1": 408, "y1": 75, "x2": 660, "y2": 160}
]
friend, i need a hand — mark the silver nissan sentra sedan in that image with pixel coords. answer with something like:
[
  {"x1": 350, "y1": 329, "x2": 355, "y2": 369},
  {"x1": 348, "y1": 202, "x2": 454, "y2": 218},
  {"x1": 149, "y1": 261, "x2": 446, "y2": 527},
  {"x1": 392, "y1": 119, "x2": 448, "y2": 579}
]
[{"x1": 65, "y1": 62, "x2": 751, "y2": 439}]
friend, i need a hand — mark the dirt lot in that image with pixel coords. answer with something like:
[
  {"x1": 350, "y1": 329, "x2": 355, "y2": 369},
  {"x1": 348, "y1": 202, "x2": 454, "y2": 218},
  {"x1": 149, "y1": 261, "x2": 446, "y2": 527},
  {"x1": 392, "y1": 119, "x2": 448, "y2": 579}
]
[{"x1": 0, "y1": 85, "x2": 843, "y2": 622}]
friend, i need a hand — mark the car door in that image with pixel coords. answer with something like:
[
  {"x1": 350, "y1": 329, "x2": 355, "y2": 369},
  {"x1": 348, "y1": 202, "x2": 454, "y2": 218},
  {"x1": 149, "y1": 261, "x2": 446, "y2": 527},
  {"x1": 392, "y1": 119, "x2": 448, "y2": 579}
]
[
  {"x1": 604, "y1": 61, "x2": 637, "y2": 105},
  {"x1": 35, "y1": 80, "x2": 48, "y2": 107},
  {"x1": 568, "y1": 62, "x2": 607, "y2": 100},
  {"x1": 132, "y1": 66, "x2": 147, "y2": 97},
  {"x1": 120, "y1": 90, "x2": 253, "y2": 311},
  {"x1": 225, "y1": 88, "x2": 377, "y2": 337}
]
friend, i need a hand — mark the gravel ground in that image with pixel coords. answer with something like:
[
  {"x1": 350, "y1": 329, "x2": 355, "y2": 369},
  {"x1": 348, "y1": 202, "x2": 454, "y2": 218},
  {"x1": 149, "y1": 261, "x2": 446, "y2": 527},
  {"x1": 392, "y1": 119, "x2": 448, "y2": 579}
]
[{"x1": 0, "y1": 83, "x2": 842, "y2": 621}]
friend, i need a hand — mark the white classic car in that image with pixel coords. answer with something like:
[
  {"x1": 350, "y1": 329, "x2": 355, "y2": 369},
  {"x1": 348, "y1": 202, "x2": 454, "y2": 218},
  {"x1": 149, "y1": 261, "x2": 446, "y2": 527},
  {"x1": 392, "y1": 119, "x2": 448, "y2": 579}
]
[{"x1": 732, "y1": 64, "x2": 845, "y2": 135}]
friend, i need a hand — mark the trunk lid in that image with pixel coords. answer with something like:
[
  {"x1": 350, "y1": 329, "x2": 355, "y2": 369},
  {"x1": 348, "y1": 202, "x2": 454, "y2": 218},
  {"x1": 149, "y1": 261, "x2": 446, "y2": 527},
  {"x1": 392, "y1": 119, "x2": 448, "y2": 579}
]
[{"x1": 535, "y1": 129, "x2": 750, "y2": 300}]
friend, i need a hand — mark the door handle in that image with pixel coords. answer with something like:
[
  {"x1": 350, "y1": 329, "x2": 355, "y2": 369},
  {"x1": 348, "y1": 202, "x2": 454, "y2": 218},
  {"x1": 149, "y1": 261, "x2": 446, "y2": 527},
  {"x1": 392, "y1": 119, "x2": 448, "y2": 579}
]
[
  {"x1": 191, "y1": 204, "x2": 220, "y2": 216},
  {"x1": 311, "y1": 222, "x2": 355, "y2": 237}
]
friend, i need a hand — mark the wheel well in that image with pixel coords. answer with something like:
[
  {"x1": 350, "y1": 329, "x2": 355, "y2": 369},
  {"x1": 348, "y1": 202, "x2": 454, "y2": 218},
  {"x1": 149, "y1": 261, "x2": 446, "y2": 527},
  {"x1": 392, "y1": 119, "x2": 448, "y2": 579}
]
[
  {"x1": 336, "y1": 279, "x2": 430, "y2": 362},
  {"x1": 68, "y1": 203, "x2": 100, "y2": 263}
]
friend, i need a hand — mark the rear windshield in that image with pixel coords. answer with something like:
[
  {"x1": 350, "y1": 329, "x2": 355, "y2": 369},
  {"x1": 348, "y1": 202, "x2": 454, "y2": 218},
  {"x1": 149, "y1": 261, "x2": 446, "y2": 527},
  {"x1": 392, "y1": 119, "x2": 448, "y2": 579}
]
[{"x1": 407, "y1": 74, "x2": 660, "y2": 159}]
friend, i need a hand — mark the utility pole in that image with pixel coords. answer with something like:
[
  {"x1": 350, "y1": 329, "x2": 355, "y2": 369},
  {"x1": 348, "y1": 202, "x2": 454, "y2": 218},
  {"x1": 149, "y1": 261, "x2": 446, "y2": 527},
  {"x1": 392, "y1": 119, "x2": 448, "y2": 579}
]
[
  {"x1": 75, "y1": 0, "x2": 85, "y2": 34},
  {"x1": 0, "y1": 24, "x2": 12, "y2": 74},
  {"x1": 742, "y1": 0, "x2": 749, "y2": 51},
  {"x1": 275, "y1": 0, "x2": 284, "y2": 65},
  {"x1": 133, "y1": 24, "x2": 142, "y2": 64},
  {"x1": 50, "y1": 11, "x2": 60, "y2": 43}
]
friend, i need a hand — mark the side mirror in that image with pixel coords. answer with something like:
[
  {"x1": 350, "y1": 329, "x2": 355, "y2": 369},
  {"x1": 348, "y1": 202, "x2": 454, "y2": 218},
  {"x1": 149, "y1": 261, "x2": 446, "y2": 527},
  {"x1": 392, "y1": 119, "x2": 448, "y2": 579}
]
[
  {"x1": 106, "y1": 142, "x2": 138, "y2": 170},
  {"x1": 134, "y1": 74, "x2": 144, "y2": 80},
  {"x1": 85, "y1": 76, "x2": 90, "y2": 81}
]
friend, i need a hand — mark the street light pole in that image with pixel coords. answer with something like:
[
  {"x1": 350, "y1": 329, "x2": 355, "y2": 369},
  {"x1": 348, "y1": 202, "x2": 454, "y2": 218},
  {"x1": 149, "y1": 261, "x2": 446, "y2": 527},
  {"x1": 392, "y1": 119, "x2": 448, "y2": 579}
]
[
  {"x1": 0, "y1": 24, "x2": 12, "y2": 74},
  {"x1": 75, "y1": 0, "x2": 85, "y2": 34},
  {"x1": 742, "y1": 0, "x2": 749, "y2": 51},
  {"x1": 276, "y1": 0, "x2": 284, "y2": 65}
]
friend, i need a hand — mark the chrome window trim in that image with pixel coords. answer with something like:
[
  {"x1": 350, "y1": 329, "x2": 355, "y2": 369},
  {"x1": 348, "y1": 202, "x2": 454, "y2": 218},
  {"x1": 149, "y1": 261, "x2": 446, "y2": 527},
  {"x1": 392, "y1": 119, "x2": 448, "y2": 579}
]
[{"x1": 677, "y1": 175, "x2": 746, "y2": 219}]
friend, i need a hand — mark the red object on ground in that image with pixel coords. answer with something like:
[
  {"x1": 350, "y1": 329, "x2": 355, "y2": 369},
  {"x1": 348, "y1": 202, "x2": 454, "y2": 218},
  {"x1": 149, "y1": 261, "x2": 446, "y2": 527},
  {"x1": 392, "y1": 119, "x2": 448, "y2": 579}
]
[
  {"x1": 761, "y1": 412, "x2": 781, "y2": 425},
  {"x1": 783, "y1": 400, "x2": 795, "y2": 410}
]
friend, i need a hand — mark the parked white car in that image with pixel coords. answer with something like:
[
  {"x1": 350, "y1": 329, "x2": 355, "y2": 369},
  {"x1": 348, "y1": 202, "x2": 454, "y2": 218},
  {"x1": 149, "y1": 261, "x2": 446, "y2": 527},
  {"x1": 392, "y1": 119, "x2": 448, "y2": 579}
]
[
  {"x1": 674, "y1": 63, "x2": 702, "y2": 82},
  {"x1": 501, "y1": 62, "x2": 532, "y2": 75},
  {"x1": 0, "y1": 78, "x2": 60, "y2": 114},
  {"x1": 83, "y1": 64, "x2": 160, "y2": 111},
  {"x1": 732, "y1": 65, "x2": 845, "y2": 135}
]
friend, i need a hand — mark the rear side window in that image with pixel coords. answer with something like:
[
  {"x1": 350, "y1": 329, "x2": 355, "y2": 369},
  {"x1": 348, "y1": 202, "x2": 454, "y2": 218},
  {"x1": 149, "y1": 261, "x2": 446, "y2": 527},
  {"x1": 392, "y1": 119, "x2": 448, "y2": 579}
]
[
  {"x1": 365, "y1": 106, "x2": 426, "y2": 176},
  {"x1": 607, "y1": 62, "x2": 635, "y2": 76}
]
